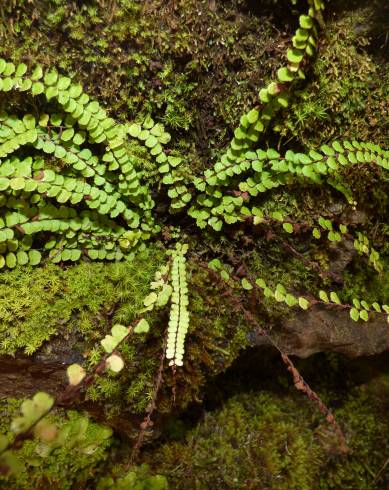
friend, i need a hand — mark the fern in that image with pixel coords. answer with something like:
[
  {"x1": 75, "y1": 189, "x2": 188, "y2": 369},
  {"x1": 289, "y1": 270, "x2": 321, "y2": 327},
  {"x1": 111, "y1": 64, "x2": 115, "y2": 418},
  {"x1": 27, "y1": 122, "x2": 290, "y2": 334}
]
[
  {"x1": 253, "y1": 277, "x2": 389, "y2": 323},
  {"x1": 0, "y1": 4, "x2": 387, "y2": 267},
  {"x1": 1, "y1": 0, "x2": 389, "y2": 472},
  {"x1": 166, "y1": 243, "x2": 189, "y2": 367},
  {"x1": 0, "y1": 63, "x2": 159, "y2": 268},
  {"x1": 189, "y1": 140, "x2": 388, "y2": 230}
]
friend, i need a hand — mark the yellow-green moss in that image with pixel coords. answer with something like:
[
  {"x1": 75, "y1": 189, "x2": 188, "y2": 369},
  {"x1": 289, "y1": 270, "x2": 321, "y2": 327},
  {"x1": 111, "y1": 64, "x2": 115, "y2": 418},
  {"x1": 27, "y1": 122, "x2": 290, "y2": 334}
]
[{"x1": 0, "y1": 246, "x2": 164, "y2": 355}]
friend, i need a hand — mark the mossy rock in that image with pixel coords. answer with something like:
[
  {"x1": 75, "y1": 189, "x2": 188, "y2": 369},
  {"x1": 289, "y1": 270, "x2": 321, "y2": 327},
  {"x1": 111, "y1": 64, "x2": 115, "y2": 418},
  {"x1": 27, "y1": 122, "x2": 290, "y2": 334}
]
[
  {"x1": 0, "y1": 248, "x2": 252, "y2": 423},
  {"x1": 141, "y1": 373, "x2": 389, "y2": 489}
]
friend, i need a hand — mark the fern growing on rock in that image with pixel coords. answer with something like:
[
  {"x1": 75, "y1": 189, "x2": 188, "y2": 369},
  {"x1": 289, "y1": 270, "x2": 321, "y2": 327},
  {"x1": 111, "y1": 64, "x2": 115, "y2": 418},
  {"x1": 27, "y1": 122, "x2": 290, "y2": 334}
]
[
  {"x1": 0, "y1": 0, "x2": 386, "y2": 357},
  {"x1": 0, "y1": 0, "x2": 388, "y2": 472}
]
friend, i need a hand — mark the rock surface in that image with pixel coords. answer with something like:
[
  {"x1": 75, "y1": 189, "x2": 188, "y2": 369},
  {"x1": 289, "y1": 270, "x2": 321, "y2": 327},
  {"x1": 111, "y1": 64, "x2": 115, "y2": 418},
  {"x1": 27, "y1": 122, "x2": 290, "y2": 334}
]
[
  {"x1": 2, "y1": 306, "x2": 388, "y2": 401},
  {"x1": 253, "y1": 306, "x2": 389, "y2": 358}
]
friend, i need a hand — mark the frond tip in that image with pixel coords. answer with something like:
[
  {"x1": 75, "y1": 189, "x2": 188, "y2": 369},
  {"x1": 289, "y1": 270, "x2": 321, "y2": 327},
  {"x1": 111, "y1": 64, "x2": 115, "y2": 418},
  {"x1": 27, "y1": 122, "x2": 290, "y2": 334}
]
[{"x1": 166, "y1": 243, "x2": 189, "y2": 367}]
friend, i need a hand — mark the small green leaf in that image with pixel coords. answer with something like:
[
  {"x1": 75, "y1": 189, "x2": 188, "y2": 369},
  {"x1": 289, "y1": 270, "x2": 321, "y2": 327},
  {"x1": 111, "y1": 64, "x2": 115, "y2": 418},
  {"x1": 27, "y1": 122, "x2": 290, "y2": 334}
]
[
  {"x1": 220, "y1": 270, "x2": 230, "y2": 281},
  {"x1": 247, "y1": 108, "x2": 259, "y2": 124},
  {"x1": 319, "y1": 290, "x2": 329, "y2": 303},
  {"x1": 285, "y1": 294, "x2": 298, "y2": 307},
  {"x1": 111, "y1": 324, "x2": 128, "y2": 341},
  {"x1": 298, "y1": 297, "x2": 310, "y2": 310},
  {"x1": 134, "y1": 319, "x2": 150, "y2": 334},
  {"x1": 259, "y1": 88, "x2": 271, "y2": 103},
  {"x1": 241, "y1": 278, "x2": 253, "y2": 290},
  {"x1": 350, "y1": 308, "x2": 360, "y2": 322},
  {"x1": 6, "y1": 253, "x2": 17, "y2": 269},
  {"x1": 106, "y1": 354, "x2": 124, "y2": 373},
  {"x1": 299, "y1": 15, "x2": 313, "y2": 29},
  {"x1": 10, "y1": 178, "x2": 25, "y2": 190},
  {"x1": 255, "y1": 278, "x2": 266, "y2": 288},
  {"x1": 330, "y1": 291, "x2": 341, "y2": 304},
  {"x1": 157, "y1": 284, "x2": 173, "y2": 306},
  {"x1": 287, "y1": 48, "x2": 304, "y2": 63},
  {"x1": 271, "y1": 211, "x2": 283, "y2": 222},
  {"x1": 101, "y1": 335, "x2": 117, "y2": 354},
  {"x1": 61, "y1": 128, "x2": 74, "y2": 141},
  {"x1": 145, "y1": 135, "x2": 158, "y2": 148},
  {"x1": 282, "y1": 222, "x2": 293, "y2": 233},
  {"x1": 67, "y1": 364, "x2": 86, "y2": 386},
  {"x1": 274, "y1": 289, "x2": 285, "y2": 302},
  {"x1": 144, "y1": 292, "x2": 158, "y2": 307},
  {"x1": 267, "y1": 148, "x2": 280, "y2": 159},
  {"x1": 372, "y1": 302, "x2": 381, "y2": 312},
  {"x1": 28, "y1": 250, "x2": 41, "y2": 266},
  {"x1": 31, "y1": 65, "x2": 43, "y2": 80},
  {"x1": 15, "y1": 63, "x2": 27, "y2": 77},
  {"x1": 352, "y1": 298, "x2": 361, "y2": 309},
  {"x1": 32, "y1": 392, "x2": 54, "y2": 414},
  {"x1": 359, "y1": 310, "x2": 369, "y2": 322},
  {"x1": 32, "y1": 82, "x2": 44, "y2": 96},
  {"x1": 277, "y1": 67, "x2": 294, "y2": 83},
  {"x1": 360, "y1": 300, "x2": 370, "y2": 310}
]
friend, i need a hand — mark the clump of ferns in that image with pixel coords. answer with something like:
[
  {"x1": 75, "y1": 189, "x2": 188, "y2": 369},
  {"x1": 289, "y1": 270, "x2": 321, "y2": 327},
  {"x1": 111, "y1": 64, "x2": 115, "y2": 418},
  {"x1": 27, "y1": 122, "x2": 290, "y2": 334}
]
[
  {"x1": 0, "y1": 0, "x2": 388, "y2": 469},
  {"x1": 0, "y1": 0, "x2": 386, "y2": 361}
]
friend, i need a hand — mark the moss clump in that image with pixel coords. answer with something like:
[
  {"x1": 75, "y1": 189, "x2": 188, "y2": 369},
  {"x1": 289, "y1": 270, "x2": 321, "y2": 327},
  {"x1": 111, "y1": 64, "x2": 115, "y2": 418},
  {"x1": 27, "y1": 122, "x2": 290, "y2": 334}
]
[
  {"x1": 140, "y1": 370, "x2": 389, "y2": 489},
  {"x1": 319, "y1": 374, "x2": 389, "y2": 489},
  {"x1": 97, "y1": 464, "x2": 168, "y2": 490},
  {"x1": 144, "y1": 391, "x2": 321, "y2": 490},
  {"x1": 0, "y1": 246, "x2": 163, "y2": 355},
  {"x1": 342, "y1": 256, "x2": 389, "y2": 305}
]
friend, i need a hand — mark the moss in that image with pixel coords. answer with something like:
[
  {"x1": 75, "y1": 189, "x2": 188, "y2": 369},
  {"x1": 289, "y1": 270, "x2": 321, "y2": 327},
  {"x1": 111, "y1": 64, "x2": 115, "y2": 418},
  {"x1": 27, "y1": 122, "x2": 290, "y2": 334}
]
[
  {"x1": 79, "y1": 256, "x2": 254, "y2": 418},
  {"x1": 97, "y1": 464, "x2": 168, "y2": 490},
  {"x1": 318, "y1": 373, "x2": 389, "y2": 489},
  {"x1": 0, "y1": 0, "x2": 286, "y2": 174},
  {"x1": 0, "y1": 0, "x2": 387, "y2": 486},
  {"x1": 342, "y1": 256, "x2": 389, "y2": 305},
  {"x1": 139, "y1": 366, "x2": 389, "y2": 489},
  {"x1": 0, "y1": 246, "x2": 164, "y2": 355},
  {"x1": 2, "y1": 360, "x2": 388, "y2": 489},
  {"x1": 144, "y1": 390, "x2": 321, "y2": 489},
  {"x1": 0, "y1": 241, "x2": 253, "y2": 420},
  {"x1": 276, "y1": 3, "x2": 388, "y2": 148}
]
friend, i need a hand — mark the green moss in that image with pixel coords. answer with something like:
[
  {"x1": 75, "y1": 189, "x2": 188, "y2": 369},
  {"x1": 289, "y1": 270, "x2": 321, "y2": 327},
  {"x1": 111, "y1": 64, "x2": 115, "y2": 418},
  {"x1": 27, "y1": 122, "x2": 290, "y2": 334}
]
[
  {"x1": 144, "y1": 391, "x2": 320, "y2": 489},
  {"x1": 319, "y1": 373, "x2": 389, "y2": 489},
  {"x1": 341, "y1": 257, "x2": 389, "y2": 304},
  {"x1": 0, "y1": 246, "x2": 164, "y2": 355},
  {"x1": 141, "y1": 370, "x2": 389, "y2": 489},
  {"x1": 0, "y1": 0, "x2": 284, "y2": 174},
  {"x1": 3, "y1": 362, "x2": 388, "y2": 489},
  {"x1": 97, "y1": 464, "x2": 168, "y2": 490},
  {"x1": 277, "y1": 4, "x2": 388, "y2": 147},
  {"x1": 0, "y1": 245, "x2": 254, "y2": 419}
]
